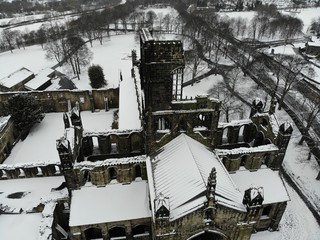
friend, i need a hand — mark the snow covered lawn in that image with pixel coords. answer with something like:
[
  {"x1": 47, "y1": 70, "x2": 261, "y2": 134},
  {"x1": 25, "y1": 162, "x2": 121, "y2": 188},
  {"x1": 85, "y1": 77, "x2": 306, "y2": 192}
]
[
  {"x1": 81, "y1": 109, "x2": 117, "y2": 133},
  {"x1": 3, "y1": 112, "x2": 64, "y2": 165},
  {"x1": 0, "y1": 176, "x2": 66, "y2": 211},
  {"x1": 0, "y1": 213, "x2": 42, "y2": 240}
]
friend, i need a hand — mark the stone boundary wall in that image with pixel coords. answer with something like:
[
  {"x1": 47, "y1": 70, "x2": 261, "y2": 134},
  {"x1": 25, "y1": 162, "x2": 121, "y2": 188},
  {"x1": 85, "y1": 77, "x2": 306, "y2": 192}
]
[{"x1": 0, "y1": 88, "x2": 119, "y2": 113}]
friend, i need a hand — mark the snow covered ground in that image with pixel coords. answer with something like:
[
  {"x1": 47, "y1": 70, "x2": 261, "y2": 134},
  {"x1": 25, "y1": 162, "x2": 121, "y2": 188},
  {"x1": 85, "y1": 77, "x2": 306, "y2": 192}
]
[
  {"x1": 0, "y1": 175, "x2": 67, "y2": 240},
  {"x1": 3, "y1": 112, "x2": 64, "y2": 165},
  {"x1": 0, "y1": 213, "x2": 42, "y2": 240}
]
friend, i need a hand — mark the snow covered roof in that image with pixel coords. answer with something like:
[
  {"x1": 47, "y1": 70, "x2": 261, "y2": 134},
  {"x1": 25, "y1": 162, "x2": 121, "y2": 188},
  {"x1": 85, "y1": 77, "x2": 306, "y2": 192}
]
[
  {"x1": 0, "y1": 67, "x2": 34, "y2": 88},
  {"x1": 230, "y1": 168, "x2": 290, "y2": 205},
  {"x1": 215, "y1": 144, "x2": 279, "y2": 156},
  {"x1": 69, "y1": 180, "x2": 151, "y2": 226},
  {"x1": 307, "y1": 37, "x2": 320, "y2": 47},
  {"x1": 24, "y1": 68, "x2": 55, "y2": 90},
  {"x1": 148, "y1": 134, "x2": 246, "y2": 222},
  {"x1": 0, "y1": 115, "x2": 11, "y2": 132}
]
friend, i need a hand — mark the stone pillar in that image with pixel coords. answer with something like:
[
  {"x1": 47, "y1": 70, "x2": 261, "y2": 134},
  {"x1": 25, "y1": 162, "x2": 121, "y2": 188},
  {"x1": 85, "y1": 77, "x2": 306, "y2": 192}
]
[
  {"x1": 141, "y1": 165, "x2": 148, "y2": 180},
  {"x1": 126, "y1": 224, "x2": 133, "y2": 240},
  {"x1": 5, "y1": 168, "x2": 20, "y2": 179},
  {"x1": 23, "y1": 166, "x2": 39, "y2": 178},
  {"x1": 82, "y1": 137, "x2": 93, "y2": 156},
  {"x1": 98, "y1": 136, "x2": 109, "y2": 154},
  {"x1": 40, "y1": 164, "x2": 57, "y2": 176}
]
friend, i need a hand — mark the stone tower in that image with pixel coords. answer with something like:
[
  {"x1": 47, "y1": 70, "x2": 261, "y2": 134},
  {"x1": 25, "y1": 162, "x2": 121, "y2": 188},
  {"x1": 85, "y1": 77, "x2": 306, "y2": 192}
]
[
  {"x1": 139, "y1": 28, "x2": 185, "y2": 111},
  {"x1": 274, "y1": 122, "x2": 293, "y2": 169},
  {"x1": 57, "y1": 137, "x2": 79, "y2": 192},
  {"x1": 249, "y1": 98, "x2": 264, "y2": 117}
]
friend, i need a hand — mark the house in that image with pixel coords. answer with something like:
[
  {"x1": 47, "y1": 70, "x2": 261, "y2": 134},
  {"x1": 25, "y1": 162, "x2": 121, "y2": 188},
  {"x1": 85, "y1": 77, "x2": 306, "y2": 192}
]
[
  {"x1": 55, "y1": 29, "x2": 292, "y2": 240},
  {"x1": 305, "y1": 37, "x2": 320, "y2": 57},
  {"x1": 0, "y1": 67, "x2": 34, "y2": 92},
  {"x1": 24, "y1": 68, "x2": 58, "y2": 91}
]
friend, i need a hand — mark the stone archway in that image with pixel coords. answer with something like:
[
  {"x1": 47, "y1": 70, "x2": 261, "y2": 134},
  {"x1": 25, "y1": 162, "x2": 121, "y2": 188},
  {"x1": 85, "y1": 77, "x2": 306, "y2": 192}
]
[
  {"x1": 84, "y1": 227, "x2": 103, "y2": 240},
  {"x1": 188, "y1": 230, "x2": 228, "y2": 240}
]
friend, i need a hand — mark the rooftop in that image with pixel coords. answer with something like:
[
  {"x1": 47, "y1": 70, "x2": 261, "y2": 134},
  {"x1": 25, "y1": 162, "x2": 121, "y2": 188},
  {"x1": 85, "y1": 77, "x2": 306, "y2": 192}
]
[
  {"x1": 230, "y1": 167, "x2": 290, "y2": 205},
  {"x1": 0, "y1": 67, "x2": 34, "y2": 89},
  {"x1": 24, "y1": 68, "x2": 55, "y2": 90},
  {"x1": 148, "y1": 133, "x2": 246, "y2": 222},
  {"x1": 69, "y1": 180, "x2": 151, "y2": 227}
]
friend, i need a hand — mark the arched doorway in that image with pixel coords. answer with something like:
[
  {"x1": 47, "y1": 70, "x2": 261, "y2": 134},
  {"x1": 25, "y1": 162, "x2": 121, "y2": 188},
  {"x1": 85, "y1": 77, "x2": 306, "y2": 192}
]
[
  {"x1": 188, "y1": 230, "x2": 227, "y2": 240},
  {"x1": 84, "y1": 227, "x2": 103, "y2": 240}
]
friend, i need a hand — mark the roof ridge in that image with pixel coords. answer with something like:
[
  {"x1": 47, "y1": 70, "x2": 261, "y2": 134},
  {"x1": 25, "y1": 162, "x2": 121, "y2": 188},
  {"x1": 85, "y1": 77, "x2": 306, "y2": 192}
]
[{"x1": 181, "y1": 134, "x2": 208, "y2": 189}]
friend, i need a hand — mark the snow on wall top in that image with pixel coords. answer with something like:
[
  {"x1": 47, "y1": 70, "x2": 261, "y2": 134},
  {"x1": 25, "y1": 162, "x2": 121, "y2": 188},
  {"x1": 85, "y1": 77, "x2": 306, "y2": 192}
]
[
  {"x1": 218, "y1": 119, "x2": 253, "y2": 128},
  {"x1": 149, "y1": 134, "x2": 246, "y2": 222},
  {"x1": 0, "y1": 67, "x2": 34, "y2": 88},
  {"x1": 74, "y1": 155, "x2": 146, "y2": 169},
  {"x1": 215, "y1": 144, "x2": 279, "y2": 156},
  {"x1": 118, "y1": 62, "x2": 141, "y2": 130},
  {"x1": 69, "y1": 180, "x2": 151, "y2": 226},
  {"x1": 0, "y1": 115, "x2": 11, "y2": 132},
  {"x1": 230, "y1": 168, "x2": 290, "y2": 205},
  {"x1": 140, "y1": 28, "x2": 154, "y2": 42}
]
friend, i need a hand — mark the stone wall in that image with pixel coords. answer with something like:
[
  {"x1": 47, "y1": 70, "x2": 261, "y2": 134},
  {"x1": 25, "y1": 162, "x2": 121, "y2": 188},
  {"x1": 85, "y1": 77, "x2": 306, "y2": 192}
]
[
  {"x1": 0, "y1": 88, "x2": 119, "y2": 113},
  {"x1": 82, "y1": 130, "x2": 144, "y2": 158},
  {"x1": 219, "y1": 150, "x2": 278, "y2": 172},
  {"x1": 0, "y1": 163, "x2": 61, "y2": 180},
  {"x1": 152, "y1": 203, "x2": 253, "y2": 240},
  {"x1": 70, "y1": 217, "x2": 151, "y2": 240},
  {"x1": 0, "y1": 117, "x2": 15, "y2": 164},
  {"x1": 73, "y1": 159, "x2": 147, "y2": 187},
  {"x1": 145, "y1": 96, "x2": 221, "y2": 153}
]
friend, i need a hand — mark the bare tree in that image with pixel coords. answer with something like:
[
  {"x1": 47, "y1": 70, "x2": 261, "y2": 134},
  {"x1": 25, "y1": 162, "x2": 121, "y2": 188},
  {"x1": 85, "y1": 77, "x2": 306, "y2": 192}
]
[
  {"x1": 208, "y1": 80, "x2": 243, "y2": 122},
  {"x1": 272, "y1": 55, "x2": 308, "y2": 110},
  {"x1": 298, "y1": 98, "x2": 320, "y2": 145}
]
